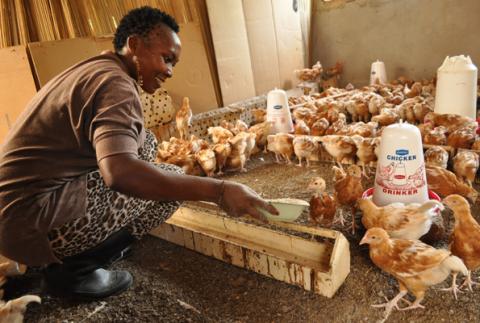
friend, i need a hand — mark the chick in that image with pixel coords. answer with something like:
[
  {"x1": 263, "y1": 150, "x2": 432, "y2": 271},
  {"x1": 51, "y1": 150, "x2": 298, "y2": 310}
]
[
  {"x1": 360, "y1": 228, "x2": 467, "y2": 317},
  {"x1": 413, "y1": 103, "x2": 432, "y2": 124},
  {"x1": 251, "y1": 108, "x2": 266, "y2": 124},
  {"x1": 347, "y1": 121, "x2": 378, "y2": 138},
  {"x1": 212, "y1": 142, "x2": 231, "y2": 175},
  {"x1": 189, "y1": 135, "x2": 209, "y2": 154},
  {"x1": 424, "y1": 112, "x2": 477, "y2": 134},
  {"x1": 241, "y1": 131, "x2": 256, "y2": 161},
  {"x1": 0, "y1": 295, "x2": 41, "y2": 323},
  {"x1": 426, "y1": 166, "x2": 478, "y2": 203},
  {"x1": 294, "y1": 119, "x2": 310, "y2": 135},
  {"x1": 325, "y1": 114, "x2": 347, "y2": 135},
  {"x1": 175, "y1": 97, "x2": 193, "y2": 140},
  {"x1": 423, "y1": 126, "x2": 447, "y2": 146},
  {"x1": 165, "y1": 154, "x2": 202, "y2": 176},
  {"x1": 367, "y1": 93, "x2": 386, "y2": 117},
  {"x1": 292, "y1": 136, "x2": 319, "y2": 167},
  {"x1": 443, "y1": 195, "x2": 480, "y2": 291},
  {"x1": 266, "y1": 133, "x2": 295, "y2": 164},
  {"x1": 310, "y1": 118, "x2": 329, "y2": 136},
  {"x1": 226, "y1": 133, "x2": 248, "y2": 172},
  {"x1": 333, "y1": 164, "x2": 364, "y2": 233},
  {"x1": 318, "y1": 135, "x2": 357, "y2": 170},
  {"x1": 425, "y1": 146, "x2": 449, "y2": 169},
  {"x1": 221, "y1": 120, "x2": 249, "y2": 135},
  {"x1": 248, "y1": 121, "x2": 273, "y2": 152},
  {"x1": 358, "y1": 198, "x2": 444, "y2": 240},
  {"x1": 195, "y1": 148, "x2": 216, "y2": 177},
  {"x1": 371, "y1": 108, "x2": 400, "y2": 127},
  {"x1": 452, "y1": 150, "x2": 479, "y2": 186},
  {"x1": 295, "y1": 61, "x2": 323, "y2": 81},
  {"x1": 447, "y1": 127, "x2": 476, "y2": 149},
  {"x1": 471, "y1": 139, "x2": 480, "y2": 151},
  {"x1": 208, "y1": 126, "x2": 234, "y2": 144},
  {"x1": 351, "y1": 135, "x2": 379, "y2": 177},
  {"x1": 308, "y1": 177, "x2": 337, "y2": 227}
]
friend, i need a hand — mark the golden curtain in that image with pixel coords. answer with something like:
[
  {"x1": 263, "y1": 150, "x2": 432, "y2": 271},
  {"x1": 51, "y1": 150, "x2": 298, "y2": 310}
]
[{"x1": 0, "y1": 0, "x2": 203, "y2": 48}]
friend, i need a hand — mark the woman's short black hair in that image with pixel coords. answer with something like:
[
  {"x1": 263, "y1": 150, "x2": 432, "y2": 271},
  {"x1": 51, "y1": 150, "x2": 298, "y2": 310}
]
[{"x1": 113, "y1": 6, "x2": 179, "y2": 52}]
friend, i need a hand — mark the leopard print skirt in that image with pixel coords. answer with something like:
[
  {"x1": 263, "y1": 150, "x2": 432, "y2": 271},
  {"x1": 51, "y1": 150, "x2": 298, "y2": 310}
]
[{"x1": 48, "y1": 130, "x2": 183, "y2": 258}]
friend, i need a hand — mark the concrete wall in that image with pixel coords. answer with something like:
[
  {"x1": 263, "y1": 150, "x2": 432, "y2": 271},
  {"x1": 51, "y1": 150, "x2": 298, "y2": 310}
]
[{"x1": 312, "y1": 0, "x2": 480, "y2": 86}]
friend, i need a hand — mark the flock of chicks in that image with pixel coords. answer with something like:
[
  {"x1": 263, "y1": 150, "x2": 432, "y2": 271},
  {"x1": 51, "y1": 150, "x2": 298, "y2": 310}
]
[
  {"x1": 165, "y1": 72, "x2": 480, "y2": 319},
  {"x1": 359, "y1": 195, "x2": 480, "y2": 320}
]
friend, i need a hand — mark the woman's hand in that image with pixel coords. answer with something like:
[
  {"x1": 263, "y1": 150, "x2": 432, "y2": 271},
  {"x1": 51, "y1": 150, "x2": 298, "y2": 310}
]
[{"x1": 217, "y1": 181, "x2": 278, "y2": 222}]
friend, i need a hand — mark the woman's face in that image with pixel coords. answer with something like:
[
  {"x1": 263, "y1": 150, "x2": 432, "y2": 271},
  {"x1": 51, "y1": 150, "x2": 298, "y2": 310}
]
[{"x1": 135, "y1": 25, "x2": 181, "y2": 94}]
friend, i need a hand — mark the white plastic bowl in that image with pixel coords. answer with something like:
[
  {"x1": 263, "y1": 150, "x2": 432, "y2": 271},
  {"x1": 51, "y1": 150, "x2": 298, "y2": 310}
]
[{"x1": 258, "y1": 198, "x2": 310, "y2": 222}]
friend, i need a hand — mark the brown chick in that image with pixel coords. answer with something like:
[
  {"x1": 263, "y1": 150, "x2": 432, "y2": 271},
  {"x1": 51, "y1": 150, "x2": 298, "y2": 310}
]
[
  {"x1": 251, "y1": 108, "x2": 266, "y2": 125},
  {"x1": 426, "y1": 166, "x2": 478, "y2": 203},
  {"x1": 221, "y1": 120, "x2": 249, "y2": 135},
  {"x1": 195, "y1": 148, "x2": 216, "y2": 177},
  {"x1": 452, "y1": 150, "x2": 479, "y2": 186},
  {"x1": 165, "y1": 154, "x2": 203, "y2": 176},
  {"x1": 241, "y1": 131, "x2": 256, "y2": 161},
  {"x1": 347, "y1": 121, "x2": 378, "y2": 138},
  {"x1": 212, "y1": 142, "x2": 231, "y2": 175},
  {"x1": 371, "y1": 108, "x2": 400, "y2": 127},
  {"x1": 354, "y1": 101, "x2": 370, "y2": 123},
  {"x1": 447, "y1": 127, "x2": 476, "y2": 149},
  {"x1": 248, "y1": 121, "x2": 273, "y2": 152},
  {"x1": 266, "y1": 133, "x2": 295, "y2": 164},
  {"x1": 294, "y1": 119, "x2": 310, "y2": 135},
  {"x1": 325, "y1": 114, "x2": 347, "y2": 135},
  {"x1": 405, "y1": 81, "x2": 423, "y2": 98},
  {"x1": 292, "y1": 136, "x2": 319, "y2": 167},
  {"x1": 207, "y1": 126, "x2": 234, "y2": 144},
  {"x1": 360, "y1": 228, "x2": 467, "y2": 317},
  {"x1": 351, "y1": 135, "x2": 379, "y2": 177},
  {"x1": 319, "y1": 135, "x2": 357, "y2": 170},
  {"x1": 308, "y1": 177, "x2": 338, "y2": 227},
  {"x1": 413, "y1": 103, "x2": 432, "y2": 124},
  {"x1": 226, "y1": 133, "x2": 248, "y2": 172},
  {"x1": 0, "y1": 295, "x2": 41, "y2": 323},
  {"x1": 189, "y1": 135, "x2": 209, "y2": 154},
  {"x1": 443, "y1": 194, "x2": 480, "y2": 291},
  {"x1": 424, "y1": 112, "x2": 477, "y2": 134},
  {"x1": 295, "y1": 61, "x2": 322, "y2": 81},
  {"x1": 310, "y1": 118, "x2": 329, "y2": 136},
  {"x1": 358, "y1": 198, "x2": 444, "y2": 240},
  {"x1": 175, "y1": 97, "x2": 193, "y2": 140},
  {"x1": 424, "y1": 146, "x2": 449, "y2": 169},
  {"x1": 423, "y1": 126, "x2": 447, "y2": 145},
  {"x1": 471, "y1": 139, "x2": 480, "y2": 151},
  {"x1": 333, "y1": 164, "x2": 364, "y2": 233}
]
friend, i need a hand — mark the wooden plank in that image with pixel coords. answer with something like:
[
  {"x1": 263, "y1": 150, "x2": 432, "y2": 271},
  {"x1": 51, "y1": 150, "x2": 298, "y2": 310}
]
[
  {"x1": 27, "y1": 37, "x2": 101, "y2": 87},
  {"x1": 151, "y1": 206, "x2": 350, "y2": 297},
  {"x1": 0, "y1": 45, "x2": 37, "y2": 143}
]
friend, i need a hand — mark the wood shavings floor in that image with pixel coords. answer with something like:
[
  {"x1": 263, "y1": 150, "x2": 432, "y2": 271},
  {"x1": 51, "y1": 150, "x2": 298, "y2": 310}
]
[{"x1": 8, "y1": 154, "x2": 480, "y2": 322}]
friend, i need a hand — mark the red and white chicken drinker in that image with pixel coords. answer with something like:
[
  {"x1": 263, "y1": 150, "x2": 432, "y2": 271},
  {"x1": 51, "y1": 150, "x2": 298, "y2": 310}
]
[
  {"x1": 373, "y1": 121, "x2": 428, "y2": 206},
  {"x1": 266, "y1": 88, "x2": 294, "y2": 134}
]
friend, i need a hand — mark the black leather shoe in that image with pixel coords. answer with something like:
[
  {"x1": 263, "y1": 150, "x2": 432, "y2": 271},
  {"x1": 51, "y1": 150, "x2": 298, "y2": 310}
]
[
  {"x1": 67, "y1": 268, "x2": 132, "y2": 299},
  {"x1": 44, "y1": 266, "x2": 133, "y2": 299},
  {"x1": 44, "y1": 228, "x2": 135, "y2": 299}
]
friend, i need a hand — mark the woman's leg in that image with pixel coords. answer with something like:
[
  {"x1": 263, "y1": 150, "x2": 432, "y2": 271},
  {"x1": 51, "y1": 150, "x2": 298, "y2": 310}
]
[
  {"x1": 48, "y1": 130, "x2": 183, "y2": 259},
  {"x1": 45, "y1": 130, "x2": 183, "y2": 298}
]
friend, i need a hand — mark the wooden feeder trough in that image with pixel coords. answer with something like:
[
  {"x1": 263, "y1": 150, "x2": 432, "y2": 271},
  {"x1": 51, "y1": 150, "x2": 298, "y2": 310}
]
[{"x1": 151, "y1": 202, "x2": 350, "y2": 298}]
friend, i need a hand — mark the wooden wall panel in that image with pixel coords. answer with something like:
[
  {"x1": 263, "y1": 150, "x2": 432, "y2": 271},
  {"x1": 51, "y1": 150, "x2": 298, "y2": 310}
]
[{"x1": 0, "y1": 46, "x2": 37, "y2": 143}]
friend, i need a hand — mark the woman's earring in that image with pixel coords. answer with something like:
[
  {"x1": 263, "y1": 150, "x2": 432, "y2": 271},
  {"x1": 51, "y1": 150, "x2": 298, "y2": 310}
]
[{"x1": 133, "y1": 56, "x2": 143, "y2": 87}]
